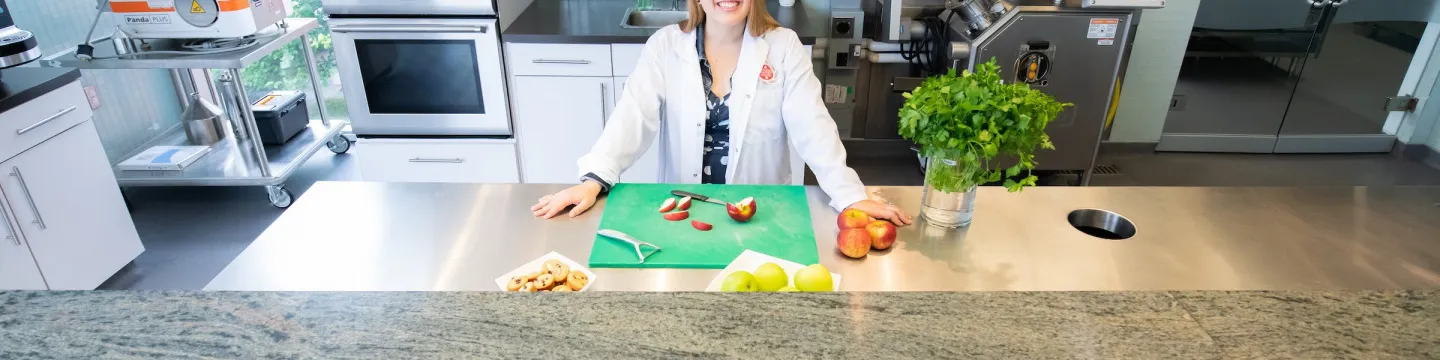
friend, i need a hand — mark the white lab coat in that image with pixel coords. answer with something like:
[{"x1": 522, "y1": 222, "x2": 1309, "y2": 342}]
[{"x1": 577, "y1": 24, "x2": 868, "y2": 211}]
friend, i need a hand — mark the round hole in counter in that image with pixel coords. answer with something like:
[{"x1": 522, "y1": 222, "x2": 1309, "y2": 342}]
[{"x1": 1066, "y1": 209, "x2": 1136, "y2": 240}]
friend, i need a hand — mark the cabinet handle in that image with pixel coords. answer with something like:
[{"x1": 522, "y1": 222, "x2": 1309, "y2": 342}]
[
  {"x1": 0, "y1": 203, "x2": 17, "y2": 245},
  {"x1": 409, "y1": 158, "x2": 465, "y2": 163},
  {"x1": 532, "y1": 59, "x2": 591, "y2": 65},
  {"x1": 16, "y1": 106, "x2": 77, "y2": 135},
  {"x1": 599, "y1": 82, "x2": 608, "y2": 123},
  {"x1": 9, "y1": 167, "x2": 44, "y2": 230}
]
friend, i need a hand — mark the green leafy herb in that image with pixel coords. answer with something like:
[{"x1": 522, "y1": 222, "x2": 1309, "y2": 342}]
[{"x1": 898, "y1": 58, "x2": 1071, "y2": 193}]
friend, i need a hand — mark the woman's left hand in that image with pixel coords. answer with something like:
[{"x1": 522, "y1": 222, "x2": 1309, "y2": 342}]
[{"x1": 846, "y1": 199, "x2": 913, "y2": 226}]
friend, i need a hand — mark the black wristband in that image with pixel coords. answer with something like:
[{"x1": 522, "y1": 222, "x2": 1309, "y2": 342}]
[{"x1": 581, "y1": 173, "x2": 612, "y2": 194}]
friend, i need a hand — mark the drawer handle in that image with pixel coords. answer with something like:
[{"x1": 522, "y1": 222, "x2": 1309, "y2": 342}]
[
  {"x1": 16, "y1": 106, "x2": 78, "y2": 135},
  {"x1": 532, "y1": 59, "x2": 591, "y2": 65},
  {"x1": 409, "y1": 158, "x2": 465, "y2": 163}
]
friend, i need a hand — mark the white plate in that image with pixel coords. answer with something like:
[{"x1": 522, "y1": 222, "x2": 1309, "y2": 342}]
[
  {"x1": 494, "y1": 252, "x2": 597, "y2": 292},
  {"x1": 704, "y1": 250, "x2": 842, "y2": 291}
]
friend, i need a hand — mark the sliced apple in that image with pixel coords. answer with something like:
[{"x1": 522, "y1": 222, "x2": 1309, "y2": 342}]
[
  {"x1": 726, "y1": 197, "x2": 757, "y2": 222},
  {"x1": 662, "y1": 211, "x2": 689, "y2": 221},
  {"x1": 691, "y1": 220, "x2": 713, "y2": 231},
  {"x1": 678, "y1": 196, "x2": 693, "y2": 210},
  {"x1": 658, "y1": 198, "x2": 677, "y2": 213}
]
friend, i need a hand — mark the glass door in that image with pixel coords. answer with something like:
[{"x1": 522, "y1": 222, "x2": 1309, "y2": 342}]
[
  {"x1": 1158, "y1": 0, "x2": 1327, "y2": 153},
  {"x1": 1159, "y1": 0, "x2": 1435, "y2": 153},
  {"x1": 1273, "y1": 0, "x2": 1435, "y2": 152}
]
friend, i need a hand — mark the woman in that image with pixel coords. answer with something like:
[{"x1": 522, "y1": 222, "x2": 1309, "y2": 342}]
[{"x1": 531, "y1": 0, "x2": 912, "y2": 226}]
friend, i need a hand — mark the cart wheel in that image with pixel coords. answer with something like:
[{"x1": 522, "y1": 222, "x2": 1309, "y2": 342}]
[
  {"x1": 267, "y1": 186, "x2": 294, "y2": 208},
  {"x1": 327, "y1": 136, "x2": 351, "y2": 154}
]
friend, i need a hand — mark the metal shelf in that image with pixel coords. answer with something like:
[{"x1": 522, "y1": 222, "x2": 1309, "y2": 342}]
[
  {"x1": 39, "y1": 18, "x2": 320, "y2": 70},
  {"x1": 115, "y1": 120, "x2": 347, "y2": 187}
]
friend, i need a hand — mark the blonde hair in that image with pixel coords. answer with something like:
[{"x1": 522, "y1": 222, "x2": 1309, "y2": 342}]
[{"x1": 678, "y1": 0, "x2": 780, "y2": 36}]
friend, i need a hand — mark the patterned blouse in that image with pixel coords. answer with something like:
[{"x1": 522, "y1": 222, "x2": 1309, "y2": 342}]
[{"x1": 696, "y1": 24, "x2": 731, "y2": 184}]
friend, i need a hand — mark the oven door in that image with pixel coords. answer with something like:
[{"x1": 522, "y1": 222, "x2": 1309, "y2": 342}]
[{"x1": 331, "y1": 18, "x2": 510, "y2": 136}]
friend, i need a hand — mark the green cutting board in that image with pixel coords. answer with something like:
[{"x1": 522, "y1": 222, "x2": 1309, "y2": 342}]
[{"x1": 588, "y1": 183, "x2": 819, "y2": 269}]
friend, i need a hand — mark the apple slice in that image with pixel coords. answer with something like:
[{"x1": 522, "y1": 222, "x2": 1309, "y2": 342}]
[
  {"x1": 658, "y1": 198, "x2": 677, "y2": 213},
  {"x1": 678, "y1": 196, "x2": 693, "y2": 210},
  {"x1": 663, "y1": 211, "x2": 689, "y2": 221},
  {"x1": 691, "y1": 220, "x2": 713, "y2": 231}
]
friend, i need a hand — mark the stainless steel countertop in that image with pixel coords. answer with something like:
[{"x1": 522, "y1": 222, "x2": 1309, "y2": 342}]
[{"x1": 205, "y1": 182, "x2": 1440, "y2": 291}]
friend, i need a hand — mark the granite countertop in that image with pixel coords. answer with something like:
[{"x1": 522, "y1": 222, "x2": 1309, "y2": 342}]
[
  {"x1": 1, "y1": 291, "x2": 1436, "y2": 358},
  {"x1": 502, "y1": 0, "x2": 831, "y2": 44},
  {"x1": 0, "y1": 67, "x2": 81, "y2": 114}
]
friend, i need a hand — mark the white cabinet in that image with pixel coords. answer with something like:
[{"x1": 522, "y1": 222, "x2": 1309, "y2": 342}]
[
  {"x1": 512, "y1": 76, "x2": 608, "y2": 184},
  {"x1": 0, "y1": 121, "x2": 143, "y2": 290},
  {"x1": 357, "y1": 138, "x2": 520, "y2": 183}
]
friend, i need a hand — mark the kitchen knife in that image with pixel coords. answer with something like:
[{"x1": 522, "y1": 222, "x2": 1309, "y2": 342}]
[{"x1": 671, "y1": 190, "x2": 727, "y2": 205}]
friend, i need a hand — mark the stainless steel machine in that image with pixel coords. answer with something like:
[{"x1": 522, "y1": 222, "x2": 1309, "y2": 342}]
[{"x1": 846, "y1": 0, "x2": 1162, "y2": 184}]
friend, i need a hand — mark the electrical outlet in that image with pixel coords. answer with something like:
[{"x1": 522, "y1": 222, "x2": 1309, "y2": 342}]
[{"x1": 84, "y1": 86, "x2": 101, "y2": 110}]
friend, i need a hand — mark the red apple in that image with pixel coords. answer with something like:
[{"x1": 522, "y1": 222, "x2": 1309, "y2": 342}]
[
  {"x1": 691, "y1": 220, "x2": 713, "y2": 231},
  {"x1": 658, "y1": 198, "x2": 677, "y2": 213},
  {"x1": 678, "y1": 197, "x2": 692, "y2": 210},
  {"x1": 837, "y1": 209, "x2": 872, "y2": 229},
  {"x1": 727, "y1": 197, "x2": 756, "y2": 222},
  {"x1": 662, "y1": 211, "x2": 689, "y2": 221},
  {"x1": 866, "y1": 221, "x2": 897, "y2": 250},
  {"x1": 837, "y1": 228, "x2": 872, "y2": 258}
]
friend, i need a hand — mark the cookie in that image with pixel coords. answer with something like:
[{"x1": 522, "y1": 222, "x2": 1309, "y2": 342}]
[
  {"x1": 545, "y1": 261, "x2": 571, "y2": 282},
  {"x1": 518, "y1": 281, "x2": 537, "y2": 292},
  {"x1": 567, "y1": 271, "x2": 589, "y2": 291},
  {"x1": 543, "y1": 259, "x2": 564, "y2": 270},
  {"x1": 506, "y1": 276, "x2": 526, "y2": 291},
  {"x1": 534, "y1": 274, "x2": 557, "y2": 290},
  {"x1": 522, "y1": 271, "x2": 544, "y2": 281}
]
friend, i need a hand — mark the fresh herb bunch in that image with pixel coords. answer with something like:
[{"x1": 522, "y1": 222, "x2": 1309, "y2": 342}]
[{"x1": 898, "y1": 58, "x2": 1072, "y2": 193}]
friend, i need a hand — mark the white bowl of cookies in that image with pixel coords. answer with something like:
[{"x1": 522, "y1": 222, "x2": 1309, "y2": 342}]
[{"x1": 495, "y1": 252, "x2": 595, "y2": 292}]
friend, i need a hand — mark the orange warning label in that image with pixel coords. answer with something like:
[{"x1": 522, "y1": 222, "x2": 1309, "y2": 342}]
[{"x1": 1087, "y1": 18, "x2": 1119, "y2": 39}]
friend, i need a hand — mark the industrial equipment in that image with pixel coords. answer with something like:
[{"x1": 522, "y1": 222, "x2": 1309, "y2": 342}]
[
  {"x1": 109, "y1": 0, "x2": 288, "y2": 39},
  {"x1": 853, "y1": 0, "x2": 1162, "y2": 184}
]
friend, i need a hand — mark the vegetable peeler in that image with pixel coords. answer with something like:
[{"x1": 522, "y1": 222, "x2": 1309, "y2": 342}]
[{"x1": 597, "y1": 229, "x2": 662, "y2": 263}]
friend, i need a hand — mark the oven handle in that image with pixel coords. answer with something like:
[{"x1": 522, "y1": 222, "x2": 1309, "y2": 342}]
[{"x1": 331, "y1": 25, "x2": 489, "y2": 33}]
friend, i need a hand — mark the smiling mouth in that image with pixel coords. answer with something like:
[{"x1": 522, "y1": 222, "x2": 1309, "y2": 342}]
[{"x1": 716, "y1": 0, "x2": 740, "y2": 10}]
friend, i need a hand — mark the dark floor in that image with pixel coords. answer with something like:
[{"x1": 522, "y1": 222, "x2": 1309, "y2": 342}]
[{"x1": 99, "y1": 148, "x2": 1440, "y2": 290}]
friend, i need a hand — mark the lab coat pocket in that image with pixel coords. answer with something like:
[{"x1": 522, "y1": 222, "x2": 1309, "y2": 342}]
[{"x1": 746, "y1": 82, "x2": 787, "y2": 142}]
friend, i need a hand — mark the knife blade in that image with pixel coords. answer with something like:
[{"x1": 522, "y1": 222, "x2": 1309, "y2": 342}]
[{"x1": 671, "y1": 190, "x2": 727, "y2": 205}]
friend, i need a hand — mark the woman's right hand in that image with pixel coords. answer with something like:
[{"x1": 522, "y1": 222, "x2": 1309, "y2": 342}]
[{"x1": 531, "y1": 181, "x2": 604, "y2": 219}]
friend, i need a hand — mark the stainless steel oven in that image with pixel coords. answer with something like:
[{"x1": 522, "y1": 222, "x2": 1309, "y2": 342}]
[{"x1": 330, "y1": 17, "x2": 510, "y2": 136}]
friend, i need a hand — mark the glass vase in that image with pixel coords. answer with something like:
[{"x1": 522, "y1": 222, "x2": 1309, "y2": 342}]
[{"x1": 920, "y1": 156, "x2": 978, "y2": 228}]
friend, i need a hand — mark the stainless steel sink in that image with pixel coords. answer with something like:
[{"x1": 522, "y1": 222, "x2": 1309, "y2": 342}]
[{"x1": 621, "y1": 8, "x2": 688, "y2": 29}]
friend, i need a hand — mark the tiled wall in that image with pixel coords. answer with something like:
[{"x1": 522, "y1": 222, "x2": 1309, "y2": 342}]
[{"x1": 10, "y1": 0, "x2": 184, "y2": 163}]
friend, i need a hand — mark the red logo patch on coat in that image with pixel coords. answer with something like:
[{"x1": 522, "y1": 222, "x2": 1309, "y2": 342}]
[{"x1": 759, "y1": 64, "x2": 775, "y2": 82}]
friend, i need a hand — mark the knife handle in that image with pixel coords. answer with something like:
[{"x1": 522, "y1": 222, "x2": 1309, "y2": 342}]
[{"x1": 671, "y1": 190, "x2": 709, "y2": 201}]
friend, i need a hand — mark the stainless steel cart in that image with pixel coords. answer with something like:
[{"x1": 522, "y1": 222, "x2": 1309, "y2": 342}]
[{"x1": 40, "y1": 18, "x2": 345, "y2": 208}]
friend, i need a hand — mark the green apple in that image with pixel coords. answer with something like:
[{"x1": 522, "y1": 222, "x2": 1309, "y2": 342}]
[
  {"x1": 793, "y1": 264, "x2": 834, "y2": 292},
  {"x1": 752, "y1": 262, "x2": 789, "y2": 292},
  {"x1": 720, "y1": 271, "x2": 758, "y2": 292},
  {"x1": 777, "y1": 286, "x2": 799, "y2": 292}
]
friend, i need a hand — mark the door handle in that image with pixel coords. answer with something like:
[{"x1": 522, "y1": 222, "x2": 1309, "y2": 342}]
[
  {"x1": 16, "y1": 106, "x2": 77, "y2": 135},
  {"x1": 9, "y1": 167, "x2": 44, "y2": 230},
  {"x1": 532, "y1": 59, "x2": 592, "y2": 65},
  {"x1": 1308, "y1": 0, "x2": 1328, "y2": 8},
  {"x1": 330, "y1": 25, "x2": 488, "y2": 33},
  {"x1": 0, "y1": 201, "x2": 18, "y2": 246},
  {"x1": 408, "y1": 158, "x2": 465, "y2": 163}
]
